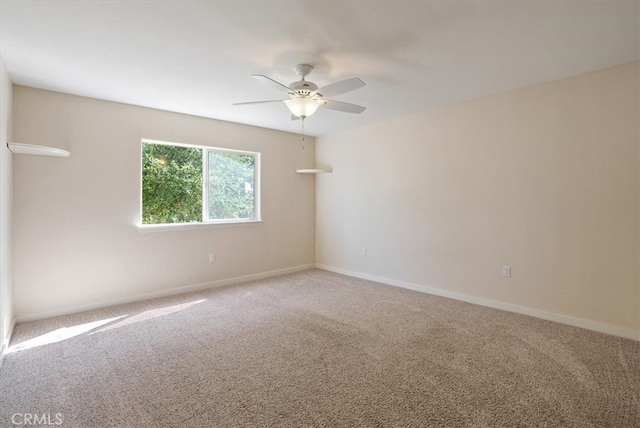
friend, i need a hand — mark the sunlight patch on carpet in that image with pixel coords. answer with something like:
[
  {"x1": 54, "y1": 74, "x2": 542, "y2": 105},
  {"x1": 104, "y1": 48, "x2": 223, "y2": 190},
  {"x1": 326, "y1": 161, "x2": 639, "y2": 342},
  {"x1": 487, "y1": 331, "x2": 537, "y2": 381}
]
[
  {"x1": 7, "y1": 316, "x2": 127, "y2": 354},
  {"x1": 91, "y1": 299, "x2": 206, "y2": 334}
]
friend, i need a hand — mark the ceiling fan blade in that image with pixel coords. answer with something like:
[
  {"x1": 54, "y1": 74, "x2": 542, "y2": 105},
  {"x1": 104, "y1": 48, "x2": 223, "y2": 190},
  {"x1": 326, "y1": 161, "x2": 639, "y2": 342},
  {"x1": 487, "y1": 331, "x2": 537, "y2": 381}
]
[
  {"x1": 291, "y1": 114, "x2": 301, "y2": 121},
  {"x1": 252, "y1": 75, "x2": 293, "y2": 93},
  {"x1": 316, "y1": 77, "x2": 365, "y2": 97},
  {"x1": 232, "y1": 100, "x2": 285, "y2": 106},
  {"x1": 323, "y1": 100, "x2": 366, "y2": 114}
]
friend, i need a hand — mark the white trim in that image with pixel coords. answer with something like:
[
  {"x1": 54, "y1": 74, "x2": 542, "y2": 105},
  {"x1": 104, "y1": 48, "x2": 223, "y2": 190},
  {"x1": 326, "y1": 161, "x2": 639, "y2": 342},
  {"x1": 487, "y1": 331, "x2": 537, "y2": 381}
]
[
  {"x1": 0, "y1": 317, "x2": 17, "y2": 371},
  {"x1": 142, "y1": 138, "x2": 255, "y2": 155},
  {"x1": 137, "y1": 220, "x2": 263, "y2": 233},
  {"x1": 16, "y1": 264, "x2": 316, "y2": 323},
  {"x1": 316, "y1": 264, "x2": 640, "y2": 342},
  {"x1": 201, "y1": 147, "x2": 207, "y2": 222}
]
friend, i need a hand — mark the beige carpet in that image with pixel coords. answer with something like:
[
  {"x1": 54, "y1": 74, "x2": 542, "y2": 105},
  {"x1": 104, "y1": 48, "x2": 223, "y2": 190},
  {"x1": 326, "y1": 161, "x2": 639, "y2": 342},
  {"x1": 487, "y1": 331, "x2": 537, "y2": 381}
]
[{"x1": 1, "y1": 269, "x2": 638, "y2": 427}]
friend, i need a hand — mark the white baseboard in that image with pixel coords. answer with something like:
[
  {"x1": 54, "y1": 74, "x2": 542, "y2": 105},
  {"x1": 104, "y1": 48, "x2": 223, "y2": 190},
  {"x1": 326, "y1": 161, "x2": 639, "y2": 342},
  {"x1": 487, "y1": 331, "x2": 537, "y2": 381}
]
[
  {"x1": 0, "y1": 317, "x2": 17, "y2": 370},
  {"x1": 316, "y1": 264, "x2": 640, "y2": 342},
  {"x1": 15, "y1": 264, "x2": 316, "y2": 324}
]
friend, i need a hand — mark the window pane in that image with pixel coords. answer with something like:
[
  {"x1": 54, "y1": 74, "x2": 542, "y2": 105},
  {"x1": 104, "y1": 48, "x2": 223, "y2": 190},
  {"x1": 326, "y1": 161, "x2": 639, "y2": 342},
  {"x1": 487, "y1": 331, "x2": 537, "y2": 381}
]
[
  {"x1": 208, "y1": 151, "x2": 255, "y2": 220},
  {"x1": 142, "y1": 143, "x2": 203, "y2": 224}
]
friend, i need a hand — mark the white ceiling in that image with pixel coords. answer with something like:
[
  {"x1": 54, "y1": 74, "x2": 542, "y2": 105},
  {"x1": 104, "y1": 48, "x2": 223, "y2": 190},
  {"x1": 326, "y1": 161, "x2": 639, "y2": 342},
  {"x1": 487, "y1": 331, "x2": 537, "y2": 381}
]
[{"x1": 1, "y1": 1, "x2": 638, "y2": 137}]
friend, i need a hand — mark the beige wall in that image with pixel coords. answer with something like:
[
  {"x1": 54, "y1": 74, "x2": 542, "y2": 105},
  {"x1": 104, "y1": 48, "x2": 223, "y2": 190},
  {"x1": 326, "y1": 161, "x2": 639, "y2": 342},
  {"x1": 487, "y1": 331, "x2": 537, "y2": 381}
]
[
  {"x1": 316, "y1": 62, "x2": 639, "y2": 334},
  {"x1": 12, "y1": 87, "x2": 316, "y2": 319},
  {"x1": 0, "y1": 59, "x2": 14, "y2": 356},
  {"x1": 10, "y1": 63, "x2": 640, "y2": 336}
]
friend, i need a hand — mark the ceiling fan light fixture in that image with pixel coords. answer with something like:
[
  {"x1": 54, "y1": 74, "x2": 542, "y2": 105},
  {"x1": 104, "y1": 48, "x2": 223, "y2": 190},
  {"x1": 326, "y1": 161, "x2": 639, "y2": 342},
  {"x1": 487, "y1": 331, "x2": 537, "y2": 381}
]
[
  {"x1": 285, "y1": 98, "x2": 323, "y2": 118},
  {"x1": 235, "y1": 65, "x2": 366, "y2": 120}
]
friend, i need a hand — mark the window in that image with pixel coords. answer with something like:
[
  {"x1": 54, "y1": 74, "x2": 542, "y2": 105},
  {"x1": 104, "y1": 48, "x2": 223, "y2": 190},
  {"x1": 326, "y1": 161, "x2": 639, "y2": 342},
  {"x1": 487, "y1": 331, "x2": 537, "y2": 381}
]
[{"x1": 141, "y1": 140, "x2": 260, "y2": 226}]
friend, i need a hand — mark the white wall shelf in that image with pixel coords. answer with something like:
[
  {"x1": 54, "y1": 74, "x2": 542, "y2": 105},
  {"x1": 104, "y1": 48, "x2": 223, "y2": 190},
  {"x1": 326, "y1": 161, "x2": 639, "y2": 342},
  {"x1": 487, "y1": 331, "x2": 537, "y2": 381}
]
[
  {"x1": 8, "y1": 142, "x2": 70, "y2": 157},
  {"x1": 296, "y1": 168, "x2": 332, "y2": 174}
]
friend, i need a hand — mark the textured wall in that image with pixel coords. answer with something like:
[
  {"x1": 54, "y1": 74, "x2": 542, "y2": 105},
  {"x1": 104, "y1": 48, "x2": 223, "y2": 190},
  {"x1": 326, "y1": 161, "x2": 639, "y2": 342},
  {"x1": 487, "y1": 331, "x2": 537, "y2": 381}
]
[
  {"x1": 0, "y1": 59, "x2": 14, "y2": 353},
  {"x1": 12, "y1": 87, "x2": 316, "y2": 318},
  {"x1": 316, "y1": 62, "x2": 639, "y2": 333}
]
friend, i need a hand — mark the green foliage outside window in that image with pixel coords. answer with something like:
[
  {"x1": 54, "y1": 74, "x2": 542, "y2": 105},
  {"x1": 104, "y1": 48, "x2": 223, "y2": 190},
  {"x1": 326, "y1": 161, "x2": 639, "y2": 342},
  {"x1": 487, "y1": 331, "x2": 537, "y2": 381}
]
[
  {"x1": 141, "y1": 141, "x2": 258, "y2": 225},
  {"x1": 142, "y1": 143, "x2": 202, "y2": 224},
  {"x1": 208, "y1": 152, "x2": 255, "y2": 220}
]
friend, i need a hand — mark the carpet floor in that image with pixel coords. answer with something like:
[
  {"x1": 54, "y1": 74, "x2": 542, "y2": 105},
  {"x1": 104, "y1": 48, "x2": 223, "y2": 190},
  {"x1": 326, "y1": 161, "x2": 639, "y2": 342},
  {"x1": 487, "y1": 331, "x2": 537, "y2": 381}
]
[{"x1": 0, "y1": 269, "x2": 638, "y2": 427}]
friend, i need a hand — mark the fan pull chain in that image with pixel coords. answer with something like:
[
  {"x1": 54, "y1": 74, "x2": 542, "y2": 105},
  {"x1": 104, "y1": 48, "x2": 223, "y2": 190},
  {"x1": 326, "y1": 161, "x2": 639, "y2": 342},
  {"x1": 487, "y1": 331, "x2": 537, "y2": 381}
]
[{"x1": 301, "y1": 117, "x2": 305, "y2": 150}]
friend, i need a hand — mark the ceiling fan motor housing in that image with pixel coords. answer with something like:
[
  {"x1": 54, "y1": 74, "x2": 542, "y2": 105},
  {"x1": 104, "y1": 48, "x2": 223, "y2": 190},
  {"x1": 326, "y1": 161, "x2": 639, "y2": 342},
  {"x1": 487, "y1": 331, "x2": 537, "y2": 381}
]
[{"x1": 289, "y1": 80, "x2": 318, "y2": 96}]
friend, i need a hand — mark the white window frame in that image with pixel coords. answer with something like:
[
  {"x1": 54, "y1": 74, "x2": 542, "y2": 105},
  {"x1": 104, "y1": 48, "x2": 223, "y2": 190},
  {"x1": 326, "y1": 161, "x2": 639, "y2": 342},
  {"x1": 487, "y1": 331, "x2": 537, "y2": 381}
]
[{"x1": 138, "y1": 139, "x2": 261, "y2": 232}]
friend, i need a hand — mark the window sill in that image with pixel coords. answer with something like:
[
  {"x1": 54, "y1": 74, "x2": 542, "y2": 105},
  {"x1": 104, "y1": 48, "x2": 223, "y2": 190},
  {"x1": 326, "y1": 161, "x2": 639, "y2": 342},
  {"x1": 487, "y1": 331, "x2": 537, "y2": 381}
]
[{"x1": 137, "y1": 220, "x2": 263, "y2": 233}]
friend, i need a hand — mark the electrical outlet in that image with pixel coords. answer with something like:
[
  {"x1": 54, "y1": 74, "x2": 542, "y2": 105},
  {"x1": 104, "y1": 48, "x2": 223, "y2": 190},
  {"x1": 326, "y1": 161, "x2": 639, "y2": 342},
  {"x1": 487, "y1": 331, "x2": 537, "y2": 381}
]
[
  {"x1": 502, "y1": 265, "x2": 511, "y2": 277},
  {"x1": 361, "y1": 247, "x2": 368, "y2": 256},
  {"x1": 209, "y1": 253, "x2": 216, "y2": 263}
]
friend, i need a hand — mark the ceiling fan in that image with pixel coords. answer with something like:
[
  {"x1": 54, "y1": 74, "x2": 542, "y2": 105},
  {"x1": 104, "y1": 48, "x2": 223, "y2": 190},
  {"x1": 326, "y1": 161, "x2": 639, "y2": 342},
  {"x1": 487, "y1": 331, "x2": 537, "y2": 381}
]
[{"x1": 233, "y1": 64, "x2": 366, "y2": 120}]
